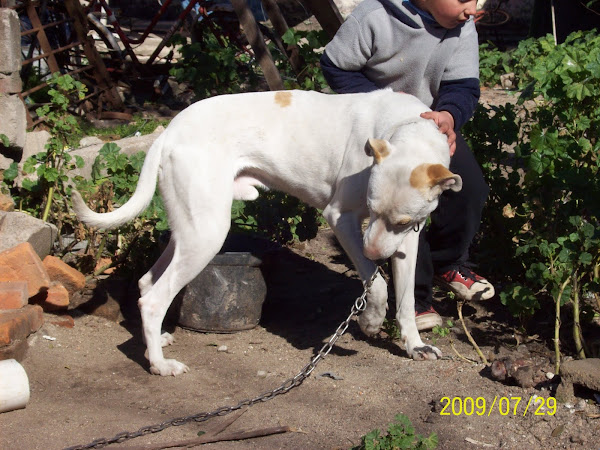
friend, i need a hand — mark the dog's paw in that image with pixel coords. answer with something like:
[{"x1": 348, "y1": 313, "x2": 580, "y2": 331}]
[
  {"x1": 409, "y1": 345, "x2": 442, "y2": 361},
  {"x1": 358, "y1": 313, "x2": 383, "y2": 336},
  {"x1": 160, "y1": 332, "x2": 175, "y2": 347},
  {"x1": 150, "y1": 358, "x2": 189, "y2": 376}
]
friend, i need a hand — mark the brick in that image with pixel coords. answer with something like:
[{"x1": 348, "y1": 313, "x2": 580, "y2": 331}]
[
  {"x1": 48, "y1": 314, "x2": 75, "y2": 328},
  {"x1": 0, "y1": 338, "x2": 29, "y2": 362},
  {"x1": 36, "y1": 282, "x2": 69, "y2": 312},
  {"x1": 43, "y1": 255, "x2": 86, "y2": 294},
  {"x1": 0, "y1": 264, "x2": 19, "y2": 283},
  {"x1": 0, "y1": 281, "x2": 28, "y2": 310},
  {"x1": 0, "y1": 304, "x2": 44, "y2": 346},
  {"x1": 0, "y1": 242, "x2": 50, "y2": 298}
]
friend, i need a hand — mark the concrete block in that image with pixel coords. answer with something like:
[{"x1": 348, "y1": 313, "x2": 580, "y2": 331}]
[
  {"x1": 0, "y1": 94, "x2": 26, "y2": 148},
  {"x1": 0, "y1": 242, "x2": 50, "y2": 297},
  {"x1": 0, "y1": 211, "x2": 58, "y2": 259},
  {"x1": 0, "y1": 10, "x2": 21, "y2": 74}
]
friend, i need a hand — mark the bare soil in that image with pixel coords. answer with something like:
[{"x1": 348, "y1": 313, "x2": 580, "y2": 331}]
[{"x1": 1, "y1": 219, "x2": 599, "y2": 449}]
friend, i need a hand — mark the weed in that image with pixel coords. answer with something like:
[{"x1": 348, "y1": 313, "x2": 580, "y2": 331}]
[{"x1": 353, "y1": 414, "x2": 438, "y2": 450}]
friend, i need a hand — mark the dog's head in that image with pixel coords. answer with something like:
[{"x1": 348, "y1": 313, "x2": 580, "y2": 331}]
[{"x1": 362, "y1": 135, "x2": 462, "y2": 261}]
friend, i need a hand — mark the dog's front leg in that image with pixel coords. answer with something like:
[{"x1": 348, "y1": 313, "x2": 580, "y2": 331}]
[
  {"x1": 324, "y1": 207, "x2": 388, "y2": 336},
  {"x1": 392, "y1": 229, "x2": 442, "y2": 361}
]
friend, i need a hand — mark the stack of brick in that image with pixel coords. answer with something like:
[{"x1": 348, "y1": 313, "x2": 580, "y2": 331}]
[{"x1": 0, "y1": 242, "x2": 86, "y2": 361}]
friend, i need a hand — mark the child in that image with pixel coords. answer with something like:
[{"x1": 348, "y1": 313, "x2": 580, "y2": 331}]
[{"x1": 321, "y1": 0, "x2": 494, "y2": 330}]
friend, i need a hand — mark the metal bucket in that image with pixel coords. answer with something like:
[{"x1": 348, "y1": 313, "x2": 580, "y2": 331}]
[{"x1": 177, "y1": 252, "x2": 267, "y2": 333}]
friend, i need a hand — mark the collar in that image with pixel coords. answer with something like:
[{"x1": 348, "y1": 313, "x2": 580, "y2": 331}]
[{"x1": 402, "y1": 0, "x2": 437, "y2": 24}]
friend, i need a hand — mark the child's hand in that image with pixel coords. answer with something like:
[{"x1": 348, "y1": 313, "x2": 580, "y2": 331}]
[{"x1": 420, "y1": 110, "x2": 456, "y2": 156}]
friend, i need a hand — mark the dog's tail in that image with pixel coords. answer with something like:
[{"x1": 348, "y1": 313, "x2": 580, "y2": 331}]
[{"x1": 71, "y1": 131, "x2": 166, "y2": 230}]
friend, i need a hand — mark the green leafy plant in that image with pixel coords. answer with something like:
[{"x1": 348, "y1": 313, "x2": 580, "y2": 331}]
[
  {"x1": 169, "y1": 29, "x2": 259, "y2": 100},
  {"x1": 3, "y1": 74, "x2": 86, "y2": 227},
  {"x1": 278, "y1": 28, "x2": 330, "y2": 91},
  {"x1": 231, "y1": 190, "x2": 324, "y2": 244},
  {"x1": 432, "y1": 320, "x2": 453, "y2": 338},
  {"x1": 74, "y1": 143, "x2": 168, "y2": 275},
  {"x1": 466, "y1": 30, "x2": 600, "y2": 371},
  {"x1": 353, "y1": 414, "x2": 438, "y2": 450}
]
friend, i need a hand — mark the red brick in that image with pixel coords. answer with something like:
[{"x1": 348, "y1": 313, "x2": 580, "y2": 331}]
[
  {"x1": 0, "y1": 243, "x2": 50, "y2": 297},
  {"x1": 42, "y1": 255, "x2": 86, "y2": 294},
  {"x1": 47, "y1": 314, "x2": 75, "y2": 328},
  {"x1": 37, "y1": 282, "x2": 69, "y2": 312},
  {"x1": 0, "y1": 281, "x2": 28, "y2": 310},
  {"x1": 0, "y1": 304, "x2": 44, "y2": 346}
]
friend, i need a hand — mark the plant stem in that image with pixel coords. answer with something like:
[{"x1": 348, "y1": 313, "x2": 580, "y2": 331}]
[
  {"x1": 42, "y1": 185, "x2": 54, "y2": 222},
  {"x1": 555, "y1": 277, "x2": 570, "y2": 374},
  {"x1": 457, "y1": 301, "x2": 489, "y2": 365},
  {"x1": 571, "y1": 274, "x2": 586, "y2": 359}
]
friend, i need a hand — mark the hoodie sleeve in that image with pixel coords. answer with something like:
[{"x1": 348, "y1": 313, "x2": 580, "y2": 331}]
[
  {"x1": 433, "y1": 20, "x2": 480, "y2": 130},
  {"x1": 320, "y1": 13, "x2": 380, "y2": 94}
]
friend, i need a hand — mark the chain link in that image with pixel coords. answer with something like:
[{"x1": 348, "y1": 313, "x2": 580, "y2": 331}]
[{"x1": 64, "y1": 267, "x2": 380, "y2": 450}]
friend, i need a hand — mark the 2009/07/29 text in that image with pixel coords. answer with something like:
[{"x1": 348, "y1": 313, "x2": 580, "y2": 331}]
[{"x1": 439, "y1": 396, "x2": 556, "y2": 416}]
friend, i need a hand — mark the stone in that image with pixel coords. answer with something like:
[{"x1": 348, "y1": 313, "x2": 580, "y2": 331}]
[
  {"x1": 0, "y1": 281, "x2": 28, "y2": 310},
  {"x1": 71, "y1": 130, "x2": 163, "y2": 179},
  {"x1": 47, "y1": 314, "x2": 75, "y2": 328},
  {"x1": 0, "y1": 242, "x2": 50, "y2": 298},
  {"x1": 0, "y1": 94, "x2": 26, "y2": 149},
  {"x1": 79, "y1": 136, "x2": 104, "y2": 147},
  {"x1": 0, "y1": 304, "x2": 44, "y2": 346},
  {"x1": 555, "y1": 359, "x2": 600, "y2": 403},
  {"x1": 0, "y1": 72, "x2": 22, "y2": 94},
  {"x1": 42, "y1": 255, "x2": 86, "y2": 294},
  {"x1": 21, "y1": 130, "x2": 51, "y2": 166},
  {"x1": 0, "y1": 211, "x2": 58, "y2": 258},
  {"x1": 0, "y1": 10, "x2": 21, "y2": 74},
  {"x1": 0, "y1": 193, "x2": 15, "y2": 211}
]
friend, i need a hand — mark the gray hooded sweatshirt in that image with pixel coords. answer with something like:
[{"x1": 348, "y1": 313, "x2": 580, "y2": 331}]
[{"x1": 321, "y1": 0, "x2": 480, "y2": 130}]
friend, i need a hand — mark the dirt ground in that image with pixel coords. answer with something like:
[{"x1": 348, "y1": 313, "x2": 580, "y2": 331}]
[{"x1": 1, "y1": 219, "x2": 599, "y2": 449}]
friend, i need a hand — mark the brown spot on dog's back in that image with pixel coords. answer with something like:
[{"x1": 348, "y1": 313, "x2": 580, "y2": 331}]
[{"x1": 274, "y1": 91, "x2": 292, "y2": 108}]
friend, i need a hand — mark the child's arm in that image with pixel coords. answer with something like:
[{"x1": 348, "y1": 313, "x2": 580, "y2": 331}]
[{"x1": 320, "y1": 53, "x2": 379, "y2": 93}]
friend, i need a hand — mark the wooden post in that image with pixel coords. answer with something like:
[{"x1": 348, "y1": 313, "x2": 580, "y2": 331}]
[
  {"x1": 230, "y1": 0, "x2": 284, "y2": 91},
  {"x1": 63, "y1": 0, "x2": 123, "y2": 109},
  {"x1": 260, "y1": 0, "x2": 305, "y2": 78},
  {"x1": 301, "y1": 0, "x2": 343, "y2": 39}
]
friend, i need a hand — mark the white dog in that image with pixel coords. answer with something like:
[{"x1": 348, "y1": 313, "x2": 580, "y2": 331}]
[{"x1": 72, "y1": 89, "x2": 462, "y2": 376}]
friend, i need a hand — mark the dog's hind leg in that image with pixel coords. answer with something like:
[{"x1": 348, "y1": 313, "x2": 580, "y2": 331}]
[
  {"x1": 323, "y1": 207, "x2": 388, "y2": 336},
  {"x1": 139, "y1": 172, "x2": 233, "y2": 376}
]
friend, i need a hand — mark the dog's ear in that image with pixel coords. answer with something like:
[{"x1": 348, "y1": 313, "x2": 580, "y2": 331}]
[
  {"x1": 427, "y1": 164, "x2": 462, "y2": 193},
  {"x1": 365, "y1": 138, "x2": 390, "y2": 164},
  {"x1": 410, "y1": 164, "x2": 462, "y2": 200}
]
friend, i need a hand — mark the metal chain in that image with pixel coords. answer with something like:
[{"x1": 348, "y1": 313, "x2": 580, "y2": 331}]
[{"x1": 64, "y1": 268, "x2": 380, "y2": 450}]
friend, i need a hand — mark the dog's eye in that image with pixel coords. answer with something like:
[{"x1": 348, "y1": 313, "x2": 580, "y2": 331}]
[{"x1": 396, "y1": 216, "x2": 412, "y2": 226}]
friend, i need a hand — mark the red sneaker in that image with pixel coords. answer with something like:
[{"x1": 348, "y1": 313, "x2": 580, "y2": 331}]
[
  {"x1": 435, "y1": 266, "x2": 495, "y2": 301},
  {"x1": 415, "y1": 306, "x2": 442, "y2": 331}
]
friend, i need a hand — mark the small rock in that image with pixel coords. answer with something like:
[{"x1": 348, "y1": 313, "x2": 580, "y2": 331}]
[
  {"x1": 257, "y1": 370, "x2": 267, "y2": 378},
  {"x1": 217, "y1": 345, "x2": 228, "y2": 352},
  {"x1": 545, "y1": 372, "x2": 554, "y2": 380}
]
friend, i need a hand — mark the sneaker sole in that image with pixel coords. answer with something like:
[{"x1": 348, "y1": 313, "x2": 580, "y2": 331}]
[
  {"x1": 415, "y1": 313, "x2": 443, "y2": 331},
  {"x1": 434, "y1": 277, "x2": 495, "y2": 301}
]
